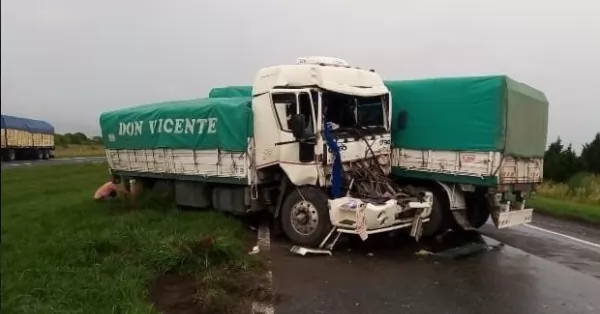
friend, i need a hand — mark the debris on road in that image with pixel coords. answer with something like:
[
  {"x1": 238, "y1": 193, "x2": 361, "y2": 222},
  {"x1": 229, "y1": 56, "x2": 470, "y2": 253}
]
[
  {"x1": 290, "y1": 246, "x2": 333, "y2": 256},
  {"x1": 415, "y1": 249, "x2": 434, "y2": 257},
  {"x1": 249, "y1": 245, "x2": 260, "y2": 255}
]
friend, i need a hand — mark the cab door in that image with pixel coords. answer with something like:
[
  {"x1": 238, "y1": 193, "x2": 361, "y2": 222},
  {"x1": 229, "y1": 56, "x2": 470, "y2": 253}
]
[{"x1": 271, "y1": 89, "x2": 319, "y2": 185}]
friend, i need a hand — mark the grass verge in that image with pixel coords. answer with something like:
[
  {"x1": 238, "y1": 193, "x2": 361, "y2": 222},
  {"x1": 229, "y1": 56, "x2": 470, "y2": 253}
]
[
  {"x1": 529, "y1": 196, "x2": 600, "y2": 225},
  {"x1": 54, "y1": 144, "x2": 106, "y2": 158},
  {"x1": 1, "y1": 163, "x2": 272, "y2": 314}
]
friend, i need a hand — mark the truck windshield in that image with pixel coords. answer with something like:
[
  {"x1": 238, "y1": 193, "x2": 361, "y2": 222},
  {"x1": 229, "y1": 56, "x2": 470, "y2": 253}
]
[{"x1": 321, "y1": 91, "x2": 388, "y2": 136}]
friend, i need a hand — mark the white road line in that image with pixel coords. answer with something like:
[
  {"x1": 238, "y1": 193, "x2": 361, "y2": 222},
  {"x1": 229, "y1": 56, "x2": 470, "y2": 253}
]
[
  {"x1": 524, "y1": 224, "x2": 600, "y2": 249},
  {"x1": 252, "y1": 223, "x2": 275, "y2": 314}
]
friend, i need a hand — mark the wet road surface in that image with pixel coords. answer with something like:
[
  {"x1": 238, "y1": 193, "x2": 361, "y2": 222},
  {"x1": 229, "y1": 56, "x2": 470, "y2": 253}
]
[
  {"x1": 269, "y1": 217, "x2": 600, "y2": 314},
  {"x1": 481, "y1": 214, "x2": 600, "y2": 279},
  {"x1": 1, "y1": 156, "x2": 106, "y2": 169}
]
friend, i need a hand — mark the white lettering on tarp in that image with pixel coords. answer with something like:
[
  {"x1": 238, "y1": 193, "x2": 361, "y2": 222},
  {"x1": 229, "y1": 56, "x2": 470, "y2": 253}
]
[
  {"x1": 163, "y1": 119, "x2": 174, "y2": 133},
  {"x1": 117, "y1": 118, "x2": 219, "y2": 137},
  {"x1": 119, "y1": 121, "x2": 144, "y2": 136},
  {"x1": 184, "y1": 119, "x2": 195, "y2": 134},
  {"x1": 149, "y1": 120, "x2": 158, "y2": 134},
  {"x1": 197, "y1": 119, "x2": 207, "y2": 134},
  {"x1": 208, "y1": 118, "x2": 217, "y2": 134},
  {"x1": 174, "y1": 119, "x2": 184, "y2": 134}
]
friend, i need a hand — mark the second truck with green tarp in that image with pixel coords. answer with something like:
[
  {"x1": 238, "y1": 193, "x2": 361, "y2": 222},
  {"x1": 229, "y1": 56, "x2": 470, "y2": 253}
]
[{"x1": 386, "y1": 75, "x2": 548, "y2": 236}]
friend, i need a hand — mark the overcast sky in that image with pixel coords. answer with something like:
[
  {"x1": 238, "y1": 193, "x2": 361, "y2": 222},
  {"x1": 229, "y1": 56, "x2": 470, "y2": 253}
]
[{"x1": 1, "y1": 0, "x2": 599, "y2": 149}]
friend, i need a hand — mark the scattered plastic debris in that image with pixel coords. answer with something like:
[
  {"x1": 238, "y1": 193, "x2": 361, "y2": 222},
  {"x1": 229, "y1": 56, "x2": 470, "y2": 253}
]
[
  {"x1": 248, "y1": 245, "x2": 260, "y2": 255},
  {"x1": 415, "y1": 249, "x2": 434, "y2": 257},
  {"x1": 290, "y1": 246, "x2": 333, "y2": 256}
]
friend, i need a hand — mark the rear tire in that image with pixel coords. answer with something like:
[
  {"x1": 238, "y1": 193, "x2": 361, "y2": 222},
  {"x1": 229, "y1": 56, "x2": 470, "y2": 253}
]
[
  {"x1": 280, "y1": 186, "x2": 332, "y2": 247},
  {"x1": 42, "y1": 149, "x2": 50, "y2": 160},
  {"x1": 464, "y1": 192, "x2": 491, "y2": 229},
  {"x1": 35, "y1": 149, "x2": 43, "y2": 160}
]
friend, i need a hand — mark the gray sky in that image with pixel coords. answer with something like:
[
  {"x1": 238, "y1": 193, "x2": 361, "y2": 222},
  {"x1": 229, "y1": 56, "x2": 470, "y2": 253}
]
[{"x1": 1, "y1": 0, "x2": 599, "y2": 149}]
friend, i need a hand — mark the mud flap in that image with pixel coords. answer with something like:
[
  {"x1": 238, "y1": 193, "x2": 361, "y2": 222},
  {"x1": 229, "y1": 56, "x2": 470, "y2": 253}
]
[{"x1": 492, "y1": 208, "x2": 533, "y2": 229}]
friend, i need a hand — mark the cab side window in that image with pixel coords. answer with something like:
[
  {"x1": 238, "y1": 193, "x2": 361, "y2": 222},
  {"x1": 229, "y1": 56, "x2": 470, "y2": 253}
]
[
  {"x1": 272, "y1": 93, "x2": 297, "y2": 131},
  {"x1": 298, "y1": 92, "x2": 315, "y2": 136}
]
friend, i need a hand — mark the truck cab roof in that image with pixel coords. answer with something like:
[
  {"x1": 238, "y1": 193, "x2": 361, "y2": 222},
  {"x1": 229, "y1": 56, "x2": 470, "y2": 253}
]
[{"x1": 252, "y1": 63, "x2": 389, "y2": 97}]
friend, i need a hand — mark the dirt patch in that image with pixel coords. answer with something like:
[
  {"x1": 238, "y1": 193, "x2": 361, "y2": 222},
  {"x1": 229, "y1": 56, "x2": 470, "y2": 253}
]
[
  {"x1": 149, "y1": 268, "x2": 278, "y2": 314},
  {"x1": 149, "y1": 235, "x2": 279, "y2": 314},
  {"x1": 149, "y1": 274, "x2": 202, "y2": 314}
]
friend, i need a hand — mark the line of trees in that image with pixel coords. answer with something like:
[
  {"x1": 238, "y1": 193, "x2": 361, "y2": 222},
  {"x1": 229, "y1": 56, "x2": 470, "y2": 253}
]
[
  {"x1": 55, "y1": 133, "x2": 102, "y2": 147},
  {"x1": 544, "y1": 132, "x2": 600, "y2": 183}
]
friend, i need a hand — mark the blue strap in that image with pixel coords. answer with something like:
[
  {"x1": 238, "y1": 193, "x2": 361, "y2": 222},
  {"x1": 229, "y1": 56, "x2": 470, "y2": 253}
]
[{"x1": 323, "y1": 120, "x2": 343, "y2": 198}]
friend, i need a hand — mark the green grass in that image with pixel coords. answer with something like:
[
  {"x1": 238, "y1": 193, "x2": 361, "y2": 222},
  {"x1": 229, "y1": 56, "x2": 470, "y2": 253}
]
[
  {"x1": 530, "y1": 196, "x2": 600, "y2": 225},
  {"x1": 54, "y1": 144, "x2": 106, "y2": 158},
  {"x1": 1, "y1": 163, "x2": 264, "y2": 314},
  {"x1": 531, "y1": 173, "x2": 600, "y2": 224}
]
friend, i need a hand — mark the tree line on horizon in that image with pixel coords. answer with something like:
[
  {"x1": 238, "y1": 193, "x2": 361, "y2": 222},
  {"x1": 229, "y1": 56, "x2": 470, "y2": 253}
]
[
  {"x1": 544, "y1": 132, "x2": 600, "y2": 183},
  {"x1": 54, "y1": 132, "x2": 102, "y2": 147}
]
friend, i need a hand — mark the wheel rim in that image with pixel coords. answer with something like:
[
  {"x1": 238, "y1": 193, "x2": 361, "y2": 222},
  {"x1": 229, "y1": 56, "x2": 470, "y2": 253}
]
[{"x1": 290, "y1": 200, "x2": 319, "y2": 236}]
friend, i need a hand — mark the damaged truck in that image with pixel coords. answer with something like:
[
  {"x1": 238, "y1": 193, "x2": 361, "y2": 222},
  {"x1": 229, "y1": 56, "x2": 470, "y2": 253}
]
[
  {"x1": 205, "y1": 74, "x2": 549, "y2": 239},
  {"x1": 100, "y1": 57, "x2": 433, "y2": 248}
]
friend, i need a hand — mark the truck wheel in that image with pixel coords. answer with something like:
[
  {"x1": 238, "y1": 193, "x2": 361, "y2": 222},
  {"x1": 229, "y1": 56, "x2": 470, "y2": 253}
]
[
  {"x1": 465, "y1": 193, "x2": 491, "y2": 229},
  {"x1": 35, "y1": 149, "x2": 43, "y2": 160},
  {"x1": 42, "y1": 150, "x2": 50, "y2": 160},
  {"x1": 280, "y1": 186, "x2": 332, "y2": 247},
  {"x1": 6, "y1": 149, "x2": 16, "y2": 161},
  {"x1": 421, "y1": 189, "x2": 452, "y2": 237}
]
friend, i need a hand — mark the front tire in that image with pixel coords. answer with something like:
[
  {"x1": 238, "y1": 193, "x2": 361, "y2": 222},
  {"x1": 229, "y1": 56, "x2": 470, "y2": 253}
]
[
  {"x1": 421, "y1": 188, "x2": 453, "y2": 237},
  {"x1": 280, "y1": 186, "x2": 332, "y2": 247}
]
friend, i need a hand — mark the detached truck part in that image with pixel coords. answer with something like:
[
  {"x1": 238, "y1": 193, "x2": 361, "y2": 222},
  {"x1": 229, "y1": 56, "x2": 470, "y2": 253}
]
[
  {"x1": 99, "y1": 57, "x2": 433, "y2": 248},
  {"x1": 1, "y1": 114, "x2": 55, "y2": 161},
  {"x1": 386, "y1": 76, "x2": 548, "y2": 236}
]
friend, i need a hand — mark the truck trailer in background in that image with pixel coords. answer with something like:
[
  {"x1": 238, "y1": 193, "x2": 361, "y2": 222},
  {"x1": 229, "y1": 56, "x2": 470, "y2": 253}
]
[{"x1": 1, "y1": 114, "x2": 55, "y2": 161}]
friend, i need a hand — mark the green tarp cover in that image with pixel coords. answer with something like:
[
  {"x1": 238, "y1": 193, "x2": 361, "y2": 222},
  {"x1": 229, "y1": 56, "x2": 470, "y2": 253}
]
[
  {"x1": 100, "y1": 97, "x2": 253, "y2": 152},
  {"x1": 209, "y1": 86, "x2": 253, "y2": 98},
  {"x1": 386, "y1": 76, "x2": 549, "y2": 158}
]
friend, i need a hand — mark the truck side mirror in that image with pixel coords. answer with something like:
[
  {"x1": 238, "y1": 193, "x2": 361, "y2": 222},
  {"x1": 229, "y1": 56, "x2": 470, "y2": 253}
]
[
  {"x1": 290, "y1": 114, "x2": 306, "y2": 139},
  {"x1": 397, "y1": 110, "x2": 408, "y2": 130}
]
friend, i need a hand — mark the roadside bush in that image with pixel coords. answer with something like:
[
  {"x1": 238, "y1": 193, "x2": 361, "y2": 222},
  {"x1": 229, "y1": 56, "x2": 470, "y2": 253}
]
[{"x1": 538, "y1": 173, "x2": 600, "y2": 205}]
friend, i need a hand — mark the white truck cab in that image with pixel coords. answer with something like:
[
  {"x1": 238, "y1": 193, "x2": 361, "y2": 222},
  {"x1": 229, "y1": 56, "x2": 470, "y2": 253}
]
[{"x1": 249, "y1": 57, "x2": 431, "y2": 247}]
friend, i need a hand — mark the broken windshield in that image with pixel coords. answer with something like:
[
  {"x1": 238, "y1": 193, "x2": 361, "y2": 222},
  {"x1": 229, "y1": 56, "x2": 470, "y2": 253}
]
[{"x1": 321, "y1": 91, "x2": 389, "y2": 136}]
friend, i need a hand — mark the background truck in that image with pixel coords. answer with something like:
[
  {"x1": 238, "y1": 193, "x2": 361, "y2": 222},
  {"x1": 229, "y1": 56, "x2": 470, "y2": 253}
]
[
  {"x1": 386, "y1": 76, "x2": 548, "y2": 236},
  {"x1": 100, "y1": 57, "x2": 433, "y2": 248},
  {"x1": 206, "y1": 75, "x2": 549, "y2": 237},
  {"x1": 1, "y1": 114, "x2": 55, "y2": 161}
]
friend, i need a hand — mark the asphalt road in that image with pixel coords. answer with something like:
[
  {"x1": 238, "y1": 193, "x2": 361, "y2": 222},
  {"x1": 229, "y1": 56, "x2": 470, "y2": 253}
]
[
  {"x1": 269, "y1": 214, "x2": 600, "y2": 314},
  {"x1": 1, "y1": 156, "x2": 106, "y2": 169}
]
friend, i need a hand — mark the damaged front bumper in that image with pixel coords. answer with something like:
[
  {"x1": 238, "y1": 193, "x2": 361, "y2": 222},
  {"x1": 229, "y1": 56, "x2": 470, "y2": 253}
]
[{"x1": 328, "y1": 192, "x2": 433, "y2": 237}]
